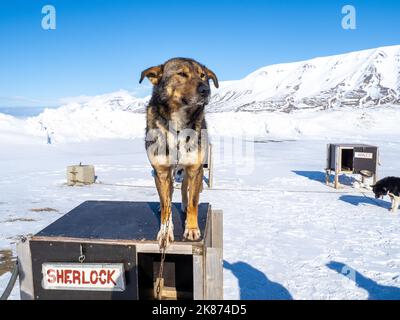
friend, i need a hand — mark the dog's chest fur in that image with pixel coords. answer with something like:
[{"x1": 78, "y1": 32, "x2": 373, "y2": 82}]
[
  {"x1": 170, "y1": 107, "x2": 190, "y2": 132},
  {"x1": 145, "y1": 104, "x2": 207, "y2": 167}
]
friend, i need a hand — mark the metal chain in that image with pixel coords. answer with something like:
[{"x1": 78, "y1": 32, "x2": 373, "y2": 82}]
[
  {"x1": 78, "y1": 244, "x2": 85, "y2": 263},
  {"x1": 155, "y1": 216, "x2": 170, "y2": 300}
]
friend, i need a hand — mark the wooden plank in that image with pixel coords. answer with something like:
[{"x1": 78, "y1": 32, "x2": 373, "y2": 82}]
[
  {"x1": 211, "y1": 210, "x2": 223, "y2": 250},
  {"x1": 326, "y1": 145, "x2": 332, "y2": 186},
  {"x1": 203, "y1": 206, "x2": 212, "y2": 248},
  {"x1": 325, "y1": 169, "x2": 330, "y2": 186},
  {"x1": 205, "y1": 247, "x2": 223, "y2": 300},
  {"x1": 208, "y1": 143, "x2": 214, "y2": 188},
  {"x1": 16, "y1": 237, "x2": 34, "y2": 300},
  {"x1": 339, "y1": 170, "x2": 353, "y2": 174},
  {"x1": 192, "y1": 254, "x2": 204, "y2": 300},
  {"x1": 136, "y1": 243, "x2": 195, "y2": 255},
  {"x1": 326, "y1": 144, "x2": 330, "y2": 170},
  {"x1": 30, "y1": 237, "x2": 196, "y2": 255},
  {"x1": 157, "y1": 286, "x2": 192, "y2": 300},
  {"x1": 334, "y1": 146, "x2": 341, "y2": 189}
]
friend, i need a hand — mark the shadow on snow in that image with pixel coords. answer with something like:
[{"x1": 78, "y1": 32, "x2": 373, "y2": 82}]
[
  {"x1": 223, "y1": 260, "x2": 292, "y2": 300},
  {"x1": 326, "y1": 261, "x2": 400, "y2": 300}
]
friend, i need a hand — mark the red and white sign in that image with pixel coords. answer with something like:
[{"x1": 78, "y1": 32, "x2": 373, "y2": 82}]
[{"x1": 42, "y1": 263, "x2": 125, "y2": 291}]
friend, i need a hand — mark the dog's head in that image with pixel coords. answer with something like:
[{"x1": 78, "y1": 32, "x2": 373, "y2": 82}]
[
  {"x1": 372, "y1": 182, "x2": 388, "y2": 199},
  {"x1": 139, "y1": 58, "x2": 219, "y2": 107}
]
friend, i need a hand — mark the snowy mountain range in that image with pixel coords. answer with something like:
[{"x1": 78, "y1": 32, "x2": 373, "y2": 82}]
[
  {"x1": 208, "y1": 45, "x2": 400, "y2": 112},
  {"x1": 47, "y1": 45, "x2": 400, "y2": 114},
  {"x1": 3, "y1": 45, "x2": 400, "y2": 142}
]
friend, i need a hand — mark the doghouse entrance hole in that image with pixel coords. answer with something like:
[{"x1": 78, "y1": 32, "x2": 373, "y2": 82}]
[
  {"x1": 138, "y1": 253, "x2": 193, "y2": 300},
  {"x1": 341, "y1": 149, "x2": 354, "y2": 171}
]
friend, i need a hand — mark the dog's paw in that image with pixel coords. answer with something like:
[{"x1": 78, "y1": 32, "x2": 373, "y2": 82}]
[
  {"x1": 157, "y1": 223, "x2": 174, "y2": 247},
  {"x1": 183, "y1": 228, "x2": 201, "y2": 241}
]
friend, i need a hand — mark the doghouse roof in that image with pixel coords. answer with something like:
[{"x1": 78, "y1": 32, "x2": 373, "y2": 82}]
[
  {"x1": 35, "y1": 201, "x2": 209, "y2": 242},
  {"x1": 329, "y1": 143, "x2": 378, "y2": 148}
]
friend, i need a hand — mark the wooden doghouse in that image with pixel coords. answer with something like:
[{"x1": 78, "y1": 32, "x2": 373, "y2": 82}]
[
  {"x1": 16, "y1": 201, "x2": 223, "y2": 300},
  {"x1": 67, "y1": 164, "x2": 95, "y2": 186},
  {"x1": 325, "y1": 143, "x2": 379, "y2": 189}
]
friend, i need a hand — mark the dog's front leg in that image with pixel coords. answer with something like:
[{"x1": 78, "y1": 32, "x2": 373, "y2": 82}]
[
  {"x1": 181, "y1": 172, "x2": 188, "y2": 213},
  {"x1": 154, "y1": 166, "x2": 174, "y2": 246},
  {"x1": 389, "y1": 195, "x2": 394, "y2": 212},
  {"x1": 390, "y1": 195, "x2": 399, "y2": 214},
  {"x1": 183, "y1": 165, "x2": 203, "y2": 241}
]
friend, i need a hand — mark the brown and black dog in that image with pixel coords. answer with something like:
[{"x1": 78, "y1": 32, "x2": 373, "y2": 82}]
[{"x1": 139, "y1": 58, "x2": 219, "y2": 245}]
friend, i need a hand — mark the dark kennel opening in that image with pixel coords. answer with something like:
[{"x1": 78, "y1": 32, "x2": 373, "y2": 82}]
[
  {"x1": 341, "y1": 149, "x2": 354, "y2": 171},
  {"x1": 138, "y1": 253, "x2": 194, "y2": 300}
]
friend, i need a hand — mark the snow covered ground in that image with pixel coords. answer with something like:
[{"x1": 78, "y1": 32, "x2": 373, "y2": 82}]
[
  {"x1": 1, "y1": 45, "x2": 400, "y2": 299},
  {"x1": 4, "y1": 103, "x2": 400, "y2": 143},
  {"x1": 1, "y1": 118, "x2": 399, "y2": 299}
]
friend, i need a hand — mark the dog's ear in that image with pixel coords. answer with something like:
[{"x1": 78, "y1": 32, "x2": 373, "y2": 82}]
[
  {"x1": 139, "y1": 65, "x2": 163, "y2": 85},
  {"x1": 204, "y1": 67, "x2": 219, "y2": 88}
]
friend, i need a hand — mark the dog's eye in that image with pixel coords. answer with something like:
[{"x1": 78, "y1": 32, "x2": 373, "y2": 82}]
[{"x1": 177, "y1": 72, "x2": 188, "y2": 78}]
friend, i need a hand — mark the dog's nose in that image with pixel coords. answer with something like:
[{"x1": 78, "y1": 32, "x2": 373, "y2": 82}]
[{"x1": 198, "y1": 83, "x2": 210, "y2": 97}]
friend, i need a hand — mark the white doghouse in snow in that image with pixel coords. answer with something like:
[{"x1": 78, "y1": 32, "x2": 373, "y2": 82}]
[{"x1": 325, "y1": 143, "x2": 379, "y2": 189}]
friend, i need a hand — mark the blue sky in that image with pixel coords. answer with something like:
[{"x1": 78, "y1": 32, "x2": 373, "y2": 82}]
[{"x1": 0, "y1": 0, "x2": 399, "y2": 107}]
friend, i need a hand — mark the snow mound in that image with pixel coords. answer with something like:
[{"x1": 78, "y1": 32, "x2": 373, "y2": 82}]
[
  {"x1": 25, "y1": 90, "x2": 147, "y2": 143},
  {"x1": 16, "y1": 105, "x2": 400, "y2": 143}
]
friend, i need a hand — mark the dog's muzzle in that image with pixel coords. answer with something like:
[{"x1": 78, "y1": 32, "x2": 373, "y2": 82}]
[{"x1": 198, "y1": 83, "x2": 211, "y2": 98}]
